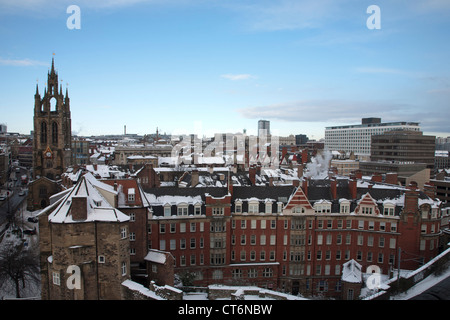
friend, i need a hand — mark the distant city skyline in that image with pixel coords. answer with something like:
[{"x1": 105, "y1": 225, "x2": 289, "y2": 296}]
[{"x1": 1, "y1": 1, "x2": 449, "y2": 139}]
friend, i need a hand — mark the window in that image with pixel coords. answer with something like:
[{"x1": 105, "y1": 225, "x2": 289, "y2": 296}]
[
  {"x1": 389, "y1": 238, "x2": 396, "y2": 249},
  {"x1": 190, "y1": 238, "x2": 196, "y2": 249},
  {"x1": 271, "y1": 220, "x2": 276, "y2": 229},
  {"x1": 212, "y1": 270, "x2": 223, "y2": 279},
  {"x1": 260, "y1": 234, "x2": 267, "y2": 245},
  {"x1": 178, "y1": 205, "x2": 188, "y2": 216},
  {"x1": 261, "y1": 220, "x2": 267, "y2": 229},
  {"x1": 391, "y1": 222, "x2": 397, "y2": 232},
  {"x1": 317, "y1": 234, "x2": 323, "y2": 245},
  {"x1": 170, "y1": 239, "x2": 176, "y2": 250},
  {"x1": 358, "y1": 220, "x2": 364, "y2": 229},
  {"x1": 170, "y1": 223, "x2": 176, "y2": 233},
  {"x1": 263, "y1": 268, "x2": 273, "y2": 277},
  {"x1": 265, "y1": 202, "x2": 272, "y2": 214},
  {"x1": 194, "y1": 205, "x2": 201, "y2": 215},
  {"x1": 159, "y1": 224, "x2": 166, "y2": 234},
  {"x1": 121, "y1": 227, "x2": 127, "y2": 239},
  {"x1": 129, "y1": 232, "x2": 135, "y2": 241},
  {"x1": 98, "y1": 255, "x2": 105, "y2": 263},
  {"x1": 180, "y1": 223, "x2": 186, "y2": 233},
  {"x1": 251, "y1": 219, "x2": 257, "y2": 229},
  {"x1": 384, "y1": 205, "x2": 395, "y2": 216},
  {"x1": 235, "y1": 203, "x2": 242, "y2": 213},
  {"x1": 213, "y1": 207, "x2": 224, "y2": 215},
  {"x1": 270, "y1": 235, "x2": 276, "y2": 245},
  {"x1": 128, "y1": 188, "x2": 135, "y2": 203},
  {"x1": 52, "y1": 271, "x2": 60, "y2": 285},
  {"x1": 164, "y1": 206, "x2": 171, "y2": 217},
  {"x1": 121, "y1": 262, "x2": 127, "y2": 276},
  {"x1": 357, "y1": 235, "x2": 363, "y2": 246},
  {"x1": 160, "y1": 240, "x2": 166, "y2": 250},
  {"x1": 129, "y1": 212, "x2": 135, "y2": 222},
  {"x1": 249, "y1": 202, "x2": 259, "y2": 214},
  {"x1": 421, "y1": 224, "x2": 427, "y2": 234},
  {"x1": 232, "y1": 269, "x2": 243, "y2": 279},
  {"x1": 190, "y1": 222, "x2": 196, "y2": 232},
  {"x1": 251, "y1": 234, "x2": 256, "y2": 245}
]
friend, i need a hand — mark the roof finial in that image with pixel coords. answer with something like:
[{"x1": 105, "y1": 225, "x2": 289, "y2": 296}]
[{"x1": 51, "y1": 52, "x2": 55, "y2": 74}]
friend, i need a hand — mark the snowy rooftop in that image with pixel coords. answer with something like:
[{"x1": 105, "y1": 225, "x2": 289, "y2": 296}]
[{"x1": 47, "y1": 172, "x2": 129, "y2": 224}]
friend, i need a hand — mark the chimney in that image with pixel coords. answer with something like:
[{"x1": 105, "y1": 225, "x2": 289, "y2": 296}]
[
  {"x1": 423, "y1": 183, "x2": 436, "y2": 199},
  {"x1": 385, "y1": 173, "x2": 398, "y2": 185},
  {"x1": 249, "y1": 165, "x2": 256, "y2": 185},
  {"x1": 71, "y1": 196, "x2": 87, "y2": 221},
  {"x1": 354, "y1": 170, "x2": 363, "y2": 180},
  {"x1": 269, "y1": 176, "x2": 274, "y2": 187},
  {"x1": 301, "y1": 148, "x2": 308, "y2": 164},
  {"x1": 227, "y1": 172, "x2": 233, "y2": 196},
  {"x1": 330, "y1": 178, "x2": 337, "y2": 200},
  {"x1": 302, "y1": 178, "x2": 309, "y2": 198},
  {"x1": 348, "y1": 178, "x2": 357, "y2": 199},
  {"x1": 297, "y1": 163, "x2": 303, "y2": 179},
  {"x1": 371, "y1": 173, "x2": 382, "y2": 183},
  {"x1": 404, "y1": 188, "x2": 419, "y2": 214},
  {"x1": 191, "y1": 169, "x2": 199, "y2": 187}
]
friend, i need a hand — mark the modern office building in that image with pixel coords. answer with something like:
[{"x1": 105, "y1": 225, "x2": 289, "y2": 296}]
[
  {"x1": 370, "y1": 130, "x2": 436, "y2": 169},
  {"x1": 258, "y1": 120, "x2": 270, "y2": 136},
  {"x1": 324, "y1": 118, "x2": 421, "y2": 157}
]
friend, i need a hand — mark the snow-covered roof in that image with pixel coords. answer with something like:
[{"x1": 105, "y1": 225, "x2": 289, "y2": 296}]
[
  {"x1": 145, "y1": 193, "x2": 203, "y2": 206},
  {"x1": 144, "y1": 249, "x2": 173, "y2": 264},
  {"x1": 47, "y1": 172, "x2": 129, "y2": 224},
  {"x1": 342, "y1": 259, "x2": 362, "y2": 283}
]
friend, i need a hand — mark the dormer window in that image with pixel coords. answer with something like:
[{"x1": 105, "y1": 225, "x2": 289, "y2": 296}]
[
  {"x1": 383, "y1": 204, "x2": 395, "y2": 216},
  {"x1": 177, "y1": 204, "x2": 188, "y2": 216},
  {"x1": 361, "y1": 206, "x2": 373, "y2": 214},
  {"x1": 292, "y1": 206, "x2": 305, "y2": 214},
  {"x1": 248, "y1": 201, "x2": 259, "y2": 214},
  {"x1": 128, "y1": 188, "x2": 135, "y2": 203},
  {"x1": 235, "y1": 200, "x2": 242, "y2": 213},
  {"x1": 265, "y1": 201, "x2": 273, "y2": 214}
]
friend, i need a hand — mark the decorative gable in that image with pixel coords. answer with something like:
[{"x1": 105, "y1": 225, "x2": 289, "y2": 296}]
[
  {"x1": 355, "y1": 192, "x2": 380, "y2": 215},
  {"x1": 284, "y1": 186, "x2": 314, "y2": 214}
]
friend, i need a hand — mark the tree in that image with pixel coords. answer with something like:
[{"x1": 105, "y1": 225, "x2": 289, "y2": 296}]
[{"x1": 0, "y1": 242, "x2": 40, "y2": 298}]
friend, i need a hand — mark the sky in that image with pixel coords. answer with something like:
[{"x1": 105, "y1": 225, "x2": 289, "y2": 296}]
[{"x1": 0, "y1": 0, "x2": 449, "y2": 140}]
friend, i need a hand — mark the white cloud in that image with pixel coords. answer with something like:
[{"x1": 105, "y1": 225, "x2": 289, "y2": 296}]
[
  {"x1": 237, "y1": 98, "x2": 450, "y2": 135},
  {"x1": 0, "y1": 57, "x2": 48, "y2": 67},
  {"x1": 220, "y1": 74, "x2": 256, "y2": 81}
]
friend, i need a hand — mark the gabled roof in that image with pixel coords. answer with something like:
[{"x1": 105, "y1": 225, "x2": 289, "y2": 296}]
[
  {"x1": 342, "y1": 259, "x2": 362, "y2": 283},
  {"x1": 47, "y1": 172, "x2": 129, "y2": 224}
]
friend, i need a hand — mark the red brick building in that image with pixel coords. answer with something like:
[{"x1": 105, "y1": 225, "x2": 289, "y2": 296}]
[{"x1": 144, "y1": 176, "x2": 442, "y2": 299}]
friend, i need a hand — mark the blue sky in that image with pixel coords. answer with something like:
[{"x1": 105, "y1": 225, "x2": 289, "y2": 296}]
[{"x1": 0, "y1": 0, "x2": 449, "y2": 139}]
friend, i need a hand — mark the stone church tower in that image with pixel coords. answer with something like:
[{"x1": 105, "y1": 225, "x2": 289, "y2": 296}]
[{"x1": 33, "y1": 57, "x2": 72, "y2": 180}]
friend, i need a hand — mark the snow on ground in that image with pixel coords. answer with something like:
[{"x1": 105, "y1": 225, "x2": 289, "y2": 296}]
[
  {"x1": 0, "y1": 201, "x2": 41, "y2": 299},
  {"x1": 390, "y1": 266, "x2": 450, "y2": 300}
]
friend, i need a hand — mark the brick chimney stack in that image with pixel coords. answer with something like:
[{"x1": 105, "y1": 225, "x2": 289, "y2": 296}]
[
  {"x1": 330, "y1": 178, "x2": 337, "y2": 200},
  {"x1": 249, "y1": 165, "x2": 256, "y2": 185},
  {"x1": 71, "y1": 196, "x2": 87, "y2": 221},
  {"x1": 348, "y1": 177, "x2": 357, "y2": 200}
]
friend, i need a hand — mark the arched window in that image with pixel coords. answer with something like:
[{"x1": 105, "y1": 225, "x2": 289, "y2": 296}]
[
  {"x1": 40, "y1": 122, "x2": 47, "y2": 144},
  {"x1": 52, "y1": 122, "x2": 58, "y2": 144},
  {"x1": 50, "y1": 97, "x2": 57, "y2": 112}
]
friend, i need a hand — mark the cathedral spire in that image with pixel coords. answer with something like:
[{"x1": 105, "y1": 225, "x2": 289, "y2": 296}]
[{"x1": 51, "y1": 56, "x2": 55, "y2": 75}]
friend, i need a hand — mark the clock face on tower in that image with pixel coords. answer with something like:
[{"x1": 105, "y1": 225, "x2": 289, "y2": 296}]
[{"x1": 44, "y1": 146, "x2": 53, "y2": 159}]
